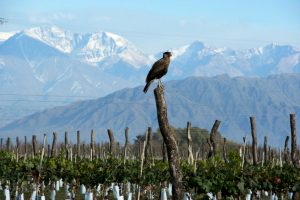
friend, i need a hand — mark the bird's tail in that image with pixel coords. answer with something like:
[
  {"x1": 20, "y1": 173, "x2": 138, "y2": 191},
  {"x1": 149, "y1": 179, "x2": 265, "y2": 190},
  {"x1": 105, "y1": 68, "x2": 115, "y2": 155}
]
[{"x1": 143, "y1": 81, "x2": 152, "y2": 93}]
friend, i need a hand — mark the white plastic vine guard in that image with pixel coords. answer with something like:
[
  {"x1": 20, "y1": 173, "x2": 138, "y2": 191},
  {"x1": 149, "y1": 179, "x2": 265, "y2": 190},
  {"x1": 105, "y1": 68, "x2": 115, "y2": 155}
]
[
  {"x1": 160, "y1": 188, "x2": 167, "y2": 200},
  {"x1": 80, "y1": 184, "x2": 86, "y2": 194},
  {"x1": 84, "y1": 192, "x2": 93, "y2": 200},
  {"x1": 183, "y1": 192, "x2": 192, "y2": 200},
  {"x1": 50, "y1": 190, "x2": 56, "y2": 200},
  {"x1": 31, "y1": 190, "x2": 36, "y2": 200},
  {"x1": 55, "y1": 180, "x2": 60, "y2": 191},
  {"x1": 4, "y1": 188, "x2": 10, "y2": 200},
  {"x1": 127, "y1": 192, "x2": 132, "y2": 200},
  {"x1": 167, "y1": 183, "x2": 172, "y2": 196},
  {"x1": 19, "y1": 193, "x2": 25, "y2": 200}
]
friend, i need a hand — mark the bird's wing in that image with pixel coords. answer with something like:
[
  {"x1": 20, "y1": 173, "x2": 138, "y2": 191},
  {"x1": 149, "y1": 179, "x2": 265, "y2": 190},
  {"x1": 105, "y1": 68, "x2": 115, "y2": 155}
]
[{"x1": 146, "y1": 58, "x2": 165, "y2": 82}]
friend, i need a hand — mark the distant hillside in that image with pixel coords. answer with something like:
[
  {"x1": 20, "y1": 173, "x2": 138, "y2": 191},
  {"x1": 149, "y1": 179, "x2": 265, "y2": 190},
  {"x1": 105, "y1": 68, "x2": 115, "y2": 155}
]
[
  {"x1": 0, "y1": 26, "x2": 300, "y2": 128},
  {"x1": 0, "y1": 74, "x2": 299, "y2": 146}
]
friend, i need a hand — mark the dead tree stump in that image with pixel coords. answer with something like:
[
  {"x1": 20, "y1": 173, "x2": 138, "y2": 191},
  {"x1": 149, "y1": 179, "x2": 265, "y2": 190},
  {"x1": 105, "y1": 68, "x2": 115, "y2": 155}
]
[
  {"x1": 32, "y1": 135, "x2": 37, "y2": 157},
  {"x1": 290, "y1": 113, "x2": 297, "y2": 166},
  {"x1": 210, "y1": 120, "x2": 221, "y2": 157},
  {"x1": 124, "y1": 127, "x2": 129, "y2": 160},
  {"x1": 51, "y1": 132, "x2": 57, "y2": 157},
  {"x1": 154, "y1": 85, "x2": 182, "y2": 200},
  {"x1": 250, "y1": 116, "x2": 258, "y2": 165},
  {"x1": 107, "y1": 129, "x2": 116, "y2": 156},
  {"x1": 284, "y1": 136, "x2": 289, "y2": 163},
  {"x1": 186, "y1": 122, "x2": 194, "y2": 164}
]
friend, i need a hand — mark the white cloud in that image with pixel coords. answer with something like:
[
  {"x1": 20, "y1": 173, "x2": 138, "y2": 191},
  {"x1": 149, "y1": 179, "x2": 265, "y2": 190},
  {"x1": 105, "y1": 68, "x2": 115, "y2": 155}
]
[{"x1": 28, "y1": 12, "x2": 75, "y2": 24}]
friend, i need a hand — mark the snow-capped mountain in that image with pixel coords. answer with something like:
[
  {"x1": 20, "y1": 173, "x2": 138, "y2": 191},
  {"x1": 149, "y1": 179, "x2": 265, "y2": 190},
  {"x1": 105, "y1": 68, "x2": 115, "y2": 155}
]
[
  {"x1": 22, "y1": 26, "x2": 150, "y2": 68},
  {"x1": 167, "y1": 41, "x2": 300, "y2": 79},
  {"x1": 0, "y1": 26, "x2": 146, "y2": 127},
  {"x1": 0, "y1": 25, "x2": 299, "y2": 128}
]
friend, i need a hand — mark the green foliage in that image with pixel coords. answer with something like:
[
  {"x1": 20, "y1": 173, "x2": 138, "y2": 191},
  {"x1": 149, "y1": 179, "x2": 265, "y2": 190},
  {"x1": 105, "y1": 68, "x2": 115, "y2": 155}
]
[{"x1": 0, "y1": 150, "x2": 299, "y2": 198}]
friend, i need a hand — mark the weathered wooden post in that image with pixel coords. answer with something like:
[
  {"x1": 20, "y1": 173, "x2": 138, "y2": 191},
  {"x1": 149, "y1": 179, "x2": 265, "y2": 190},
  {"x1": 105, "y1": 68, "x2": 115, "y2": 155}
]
[
  {"x1": 40, "y1": 134, "x2": 46, "y2": 166},
  {"x1": 284, "y1": 136, "x2": 289, "y2": 163},
  {"x1": 124, "y1": 127, "x2": 129, "y2": 161},
  {"x1": 72, "y1": 144, "x2": 76, "y2": 161},
  {"x1": 162, "y1": 141, "x2": 168, "y2": 162},
  {"x1": 47, "y1": 144, "x2": 50, "y2": 158},
  {"x1": 223, "y1": 138, "x2": 227, "y2": 162},
  {"x1": 242, "y1": 136, "x2": 247, "y2": 168},
  {"x1": 154, "y1": 85, "x2": 182, "y2": 200},
  {"x1": 263, "y1": 136, "x2": 268, "y2": 163},
  {"x1": 65, "y1": 131, "x2": 69, "y2": 159},
  {"x1": 16, "y1": 137, "x2": 19, "y2": 162},
  {"x1": 97, "y1": 143, "x2": 100, "y2": 159},
  {"x1": 82, "y1": 143, "x2": 85, "y2": 158},
  {"x1": 6, "y1": 137, "x2": 11, "y2": 152},
  {"x1": 51, "y1": 132, "x2": 57, "y2": 157},
  {"x1": 145, "y1": 127, "x2": 153, "y2": 165},
  {"x1": 207, "y1": 138, "x2": 213, "y2": 158},
  {"x1": 91, "y1": 129, "x2": 95, "y2": 159},
  {"x1": 0, "y1": 138, "x2": 2, "y2": 150},
  {"x1": 24, "y1": 136, "x2": 27, "y2": 159},
  {"x1": 210, "y1": 120, "x2": 221, "y2": 157},
  {"x1": 186, "y1": 122, "x2": 194, "y2": 164},
  {"x1": 290, "y1": 113, "x2": 297, "y2": 166},
  {"x1": 32, "y1": 135, "x2": 37, "y2": 157},
  {"x1": 107, "y1": 129, "x2": 116, "y2": 156},
  {"x1": 77, "y1": 130, "x2": 80, "y2": 159},
  {"x1": 250, "y1": 116, "x2": 258, "y2": 165}
]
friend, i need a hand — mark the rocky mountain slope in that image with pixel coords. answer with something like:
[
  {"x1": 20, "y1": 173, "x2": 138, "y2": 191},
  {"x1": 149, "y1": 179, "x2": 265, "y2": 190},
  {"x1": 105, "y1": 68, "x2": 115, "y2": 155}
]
[{"x1": 1, "y1": 74, "x2": 299, "y2": 146}]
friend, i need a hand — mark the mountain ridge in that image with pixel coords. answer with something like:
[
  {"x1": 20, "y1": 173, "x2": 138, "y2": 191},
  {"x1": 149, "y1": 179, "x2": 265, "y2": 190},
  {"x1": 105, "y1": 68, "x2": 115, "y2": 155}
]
[
  {"x1": 0, "y1": 25, "x2": 300, "y2": 129},
  {"x1": 1, "y1": 73, "x2": 299, "y2": 146}
]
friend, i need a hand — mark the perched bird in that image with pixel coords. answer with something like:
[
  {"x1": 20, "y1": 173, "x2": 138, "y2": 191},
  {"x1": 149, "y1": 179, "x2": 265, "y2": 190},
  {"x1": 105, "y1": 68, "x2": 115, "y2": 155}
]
[{"x1": 143, "y1": 51, "x2": 172, "y2": 93}]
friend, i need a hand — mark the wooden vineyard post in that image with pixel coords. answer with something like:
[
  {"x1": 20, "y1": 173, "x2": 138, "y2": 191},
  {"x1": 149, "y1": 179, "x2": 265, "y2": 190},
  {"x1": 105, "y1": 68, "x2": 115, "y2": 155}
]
[
  {"x1": 284, "y1": 136, "x2": 289, "y2": 163},
  {"x1": 145, "y1": 127, "x2": 154, "y2": 165},
  {"x1": 186, "y1": 122, "x2": 194, "y2": 164},
  {"x1": 65, "y1": 131, "x2": 69, "y2": 159},
  {"x1": 77, "y1": 130, "x2": 80, "y2": 159},
  {"x1": 124, "y1": 127, "x2": 129, "y2": 161},
  {"x1": 51, "y1": 132, "x2": 57, "y2": 157},
  {"x1": 40, "y1": 134, "x2": 46, "y2": 166},
  {"x1": 223, "y1": 138, "x2": 227, "y2": 162},
  {"x1": 207, "y1": 138, "x2": 213, "y2": 158},
  {"x1": 263, "y1": 136, "x2": 268, "y2": 163},
  {"x1": 107, "y1": 129, "x2": 116, "y2": 156},
  {"x1": 162, "y1": 141, "x2": 168, "y2": 162},
  {"x1": 137, "y1": 141, "x2": 146, "y2": 200},
  {"x1": 72, "y1": 144, "x2": 76, "y2": 161},
  {"x1": 290, "y1": 113, "x2": 297, "y2": 166},
  {"x1": 32, "y1": 135, "x2": 37, "y2": 157},
  {"x1": 250, "y1": 116, "x2": 258, "y2": 165},
  {"x1": 47, "y1": 144, "x2": 50, "y2": 158},
  {"x1": 16, "y1": 137, "x2": 19, "y2": 162},
  {"x1": 91, "y1": 129, "x2": 95, "y2": 159},
  {"x1": 24, "y1": 136, "x2": 27, "y2": 160},
  {"x1": 290, "y1": 112, "x2": 298, "y2": 200},
  {"x1": 82, "y1": 143, "x2": 85, "y2": 159},
  {"x1": 209, "y1": 120, "x2": 222, "y2": 200},
  {"x1": 210, "y1": 120, "x2": 221, "y2": 157},
  {"x1": 154, "y1": 85, "x2": 182, "y2": 200},
  {"x1": 0, "y1": 138, "x2": 2, "y2": 150},
  {"x1": 242, "y1": 136, "x2": 247, "y2": 168},
  {"x1": 6, "y1": 137, "x2": 11, "y2": 152}
]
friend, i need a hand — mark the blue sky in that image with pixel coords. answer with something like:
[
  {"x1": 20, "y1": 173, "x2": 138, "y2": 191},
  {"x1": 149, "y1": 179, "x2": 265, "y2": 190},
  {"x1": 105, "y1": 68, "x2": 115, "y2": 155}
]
[{"x1": 1, "y1": 0, "x2": 299, "y2": 53}]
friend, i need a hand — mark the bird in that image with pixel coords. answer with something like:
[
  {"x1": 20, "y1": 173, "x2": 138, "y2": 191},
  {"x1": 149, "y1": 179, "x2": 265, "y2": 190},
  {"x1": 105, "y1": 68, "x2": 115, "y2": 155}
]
[{"x1": 143, "y1": 51, "x2": 172, "y2": 93}]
